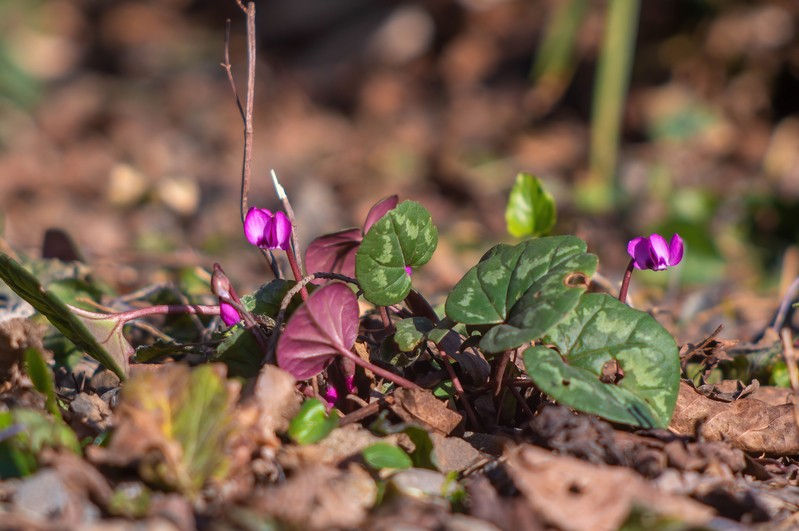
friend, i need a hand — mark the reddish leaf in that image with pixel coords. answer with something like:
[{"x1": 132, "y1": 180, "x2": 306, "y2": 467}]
[
  {"x1": 363, "y1": 195, "x2": 399, "y2": 235},
  {"x1": 277, "y1": 283, "x2": 359, "y2": 380},
  {"x1": 305, "y1": 228, "x2": 362, "y2": 279}
]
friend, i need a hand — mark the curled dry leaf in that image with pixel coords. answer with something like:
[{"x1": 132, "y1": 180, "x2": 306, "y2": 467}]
[
  {"x1": 669, "y1": 381, "x2": 799, "y2": 455},
  {"x1": 391, "y1": 388, "x2": 464, "y2": 436},
  {"x1": 507, "y1": 444, "x2": 714, "y2": 531}
]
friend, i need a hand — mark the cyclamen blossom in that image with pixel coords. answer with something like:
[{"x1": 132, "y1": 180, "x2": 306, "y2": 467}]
[
  {"x1": 627, "y1": 233, "x2": 684, "y2": 271},
  {"x1": 244, "y1": 207, "x2": 292, "y2": 250}
]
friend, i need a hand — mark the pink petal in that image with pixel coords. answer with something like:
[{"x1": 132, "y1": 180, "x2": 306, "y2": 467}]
[
  {"x1": 627, "y1": 237, "x2": 652, "y2": 270},
  {"x1": 220, "y1": 301, "x2": 241, "y2": 326},
  {"x1": 668, "y1": 233, "x2": 684, "y2": 266},
  {"x1": 271, "y1": 211, "x2": 293, "y2": 250},
  {"x1": 647, "y1": 234, "x2": 669, "y2": 270},
  {"x1": 244, "y1": 207, "x2": 273, "y2": 247}
]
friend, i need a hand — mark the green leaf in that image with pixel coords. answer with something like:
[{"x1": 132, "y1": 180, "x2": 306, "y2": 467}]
[
  {"x1": 0, "y1": 252, "x2": 128, "y2": 379},
  {"x1": 394, "y1": 317, "x2": 436, "y2": 352},
  {"x1": 356, "y1": 201, "x2": 438, "y2": 306},
  {"x1": 0, "y1": 408, "x2": 81, "y2": 479},
  {"x1": 445, "y1": 236, "x2": 597, "y2": 352},
  {"x1": 505, "y1": 173, "x2": 556, "y2": 238},
  {"x1": 362, "y1": 442, "x2": 413, "y2": 470},
  {"x1": 523, "y1": 293, "x2": 680, "y2": 428},
  {"x1": 241, "y1": 279, "x2": 301, "y2": 320},
  {"x1": 288, "y1": 398, "x2": 339, "y2": 445},
  {"x1": 24, "y1": 348, "x2": 61, "y2": 419},
  {"x1": 213, "y1": 325, "x2": 263, "y2": 379}
]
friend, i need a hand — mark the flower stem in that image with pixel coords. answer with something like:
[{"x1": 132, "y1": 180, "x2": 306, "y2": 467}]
[
  {"x1": 618, "y1": 258, "x2": 635, "y2": 303},
  {"x1": 68, "y1": 304, "x2": 220, "y2": 323},
  {"x1": 285, "y1": 248, "x2": 308, "y2": 301},
  {"x1": 338, "y1": 346, "x2": 420, "y2": 390}
]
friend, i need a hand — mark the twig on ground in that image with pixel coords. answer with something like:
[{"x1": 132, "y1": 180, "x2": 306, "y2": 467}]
[
  {"x1": 340, "y1": 395, "x2": 395, "y2": 426},
  {"x1": 779, "y1": 328, "x2": 799, "y2": 431},
  {"x1": 772, "y1": 277, "x2": 799, "y2": 333},
  {"x1": 509, "y1": 385, "x2": 536, "y2": 422}
]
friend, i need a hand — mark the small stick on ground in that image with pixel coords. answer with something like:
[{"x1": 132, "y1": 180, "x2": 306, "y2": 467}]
[
  {"x1": 439, "y1": 351, "x2": 482, "y2": 431},
  {"x1": 340, "y1": 395, "x2": 395, "y2": 426},
  {"x1": 509, "y1": 384, "x2": 536, "y2": 422},
  {"x1": 779, "y1": 328, "x2": 799, "y2": 431}
]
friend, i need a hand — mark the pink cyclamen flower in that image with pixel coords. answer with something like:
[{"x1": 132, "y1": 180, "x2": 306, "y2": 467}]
[
  {"x1": 627, "y1": 233, "x2": 684, "y2": 271},
  {"x1": 244, "y1": 207, "x2": 292, "y2": 250}
]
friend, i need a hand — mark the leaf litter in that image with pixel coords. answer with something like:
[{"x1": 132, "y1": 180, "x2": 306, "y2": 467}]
[{"x1": 4, "y1": 2, "x2": 799, "y2": 530}]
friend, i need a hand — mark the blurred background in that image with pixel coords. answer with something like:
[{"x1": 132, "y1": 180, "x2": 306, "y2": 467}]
[{"x1": 2, "y1": 0, "x2": 799, "y2": 340}]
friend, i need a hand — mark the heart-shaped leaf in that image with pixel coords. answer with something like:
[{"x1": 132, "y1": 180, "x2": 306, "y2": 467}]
[
  {"x1": 505, "y1": 173, "x2": 556, "y2": 238},
  {"x1": 356, "y1": 201, "x2": 438, "y2": 306},
  {"x1": 277, "y1": 282, "x2": 359, "y2": 381},
  {"x1": 305, "y1": 228, "x2": 362, "y2": 279},
  {"x1": 363, "y1": 195, "x2": 399, "y2": 234},
  {"x1": 305, "y1": 196, "x2": 399, "y2": 281},
  {"x1": 523, "y1": 293, "x2": 680, "y2": 428},
  {"x1": 0, "y1": 252, "x2": 129, "y2": 379},
  {"x1": 445, "y1": 236, "x2": 597, "y2": 352}
]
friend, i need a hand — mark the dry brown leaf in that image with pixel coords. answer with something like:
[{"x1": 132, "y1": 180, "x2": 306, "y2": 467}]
[
  {"x1": 391, "y1": 388, "x2": 463, "y2": 435},
  {"x1": 429, "y1": 433, "x2": 485, "y2": 474},
  {"x1": 247, "y1": 364, "x2": 299, "y2": 447},
  {"x1": 253, "y1": 463, "x2": 376, "y2": 530},
  {"x1": 279, "y1": 424, "x2": 395, "y2": 469},
  {"x1": 0, "y1": 318, "x2": 45, "y2": 380},
  {"x1": 507, "y1": 445, "x2": 714, "y2": 531},
  {"x1": 670, "y1": 382, "x2": 799, "y2": 454}
]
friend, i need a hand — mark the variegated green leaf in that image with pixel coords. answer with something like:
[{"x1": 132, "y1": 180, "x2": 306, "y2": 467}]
[
  {"x1": 445, "y1": 236, "x2": 597, "y2": 353},
  {"x1": 524, "y1": 293, "x2": 680, "y2": 428},
  {"x1": 355, "y1": 201, "x2": 438, "y2": 306}
]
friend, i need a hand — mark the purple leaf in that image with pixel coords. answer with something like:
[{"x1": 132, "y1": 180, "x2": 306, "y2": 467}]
[
  {"x1": 363, "y1": 195, "x2": 399, "y2": 235},
  {"x1": 305, "y1": 228, "x2": 362, "y2": 279},
  {"x1": 277, "y1": 283, "x2": 359, "y2": 381}
]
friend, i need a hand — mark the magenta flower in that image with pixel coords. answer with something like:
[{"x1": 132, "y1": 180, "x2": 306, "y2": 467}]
[
  {"x1": 627, "y1": 234, "x2": 684, "y2": 271},
  {"x1": 244, "y1": 207, "x2": 292, "y2": 250}
]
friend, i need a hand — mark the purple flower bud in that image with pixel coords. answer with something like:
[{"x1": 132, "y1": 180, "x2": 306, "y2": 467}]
[
  {"x1": 405, "y1": 266, "x2": 413, "y2": 276},
  {"x1": 627, "y1": 233, "x2": 684, "y2": 271},
  {"x1": 211, "y1": 263, "x2": 242, "y2": 327},
  {"x1": 244, "y1": 207, "x2": 292, "y2": 250},
  {"x1": 220, "y1": 301, "x2": 241, "y2": 327}
]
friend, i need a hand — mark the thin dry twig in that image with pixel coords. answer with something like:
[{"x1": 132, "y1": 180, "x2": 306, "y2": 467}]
[
  {"x1": 779, "y1": 327, "x2": 799, "y2": 431},
  {"x1": 271, "y1": 170, "x2": 305, "y2": 275}
]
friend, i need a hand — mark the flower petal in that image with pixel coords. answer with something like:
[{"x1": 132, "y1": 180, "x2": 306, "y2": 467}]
[
  {"x1": 668, "y1": 233, "x2": 684, "y2": 266},
  {"x1": 271, "y1": 211, "x2": 292, "y2": 250},
  {"x1": 628, "y1": 237, "x2": 653, "y2": 270},
  {"x1": 647, "y1": 234, "x2": 669, "y2": 270},
  {"x1": 244, "y1": 207, "x2": 273, "y2": 247}
]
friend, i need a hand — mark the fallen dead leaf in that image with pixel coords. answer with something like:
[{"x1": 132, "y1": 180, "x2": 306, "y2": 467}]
[
  {"x1": 507, "y1": 444, "x2": 714, "y2": 531},
  {"x1": 246, "y1": 364, "x2": 299, "y2": 447},
  {"x1": 0, "y1": 318, "x2": 45, "y2": 380},
  {"x1": 391, "y1": 388, "x2": 463, "y2": 435},
  {"x1": 670, "y1": 381, "x2": 799, "y2": 455},
  {"x1": 252, "y1": 463, "x2": 376, "y2": 530}
]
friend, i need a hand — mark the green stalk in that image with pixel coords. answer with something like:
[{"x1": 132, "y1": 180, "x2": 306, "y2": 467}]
[
  {"x1": 586, "y1": 0, "x2": 640, "y2": 212},
  {"x1": 530, "y1": 0, "x2": 588, "y2": 95}
]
